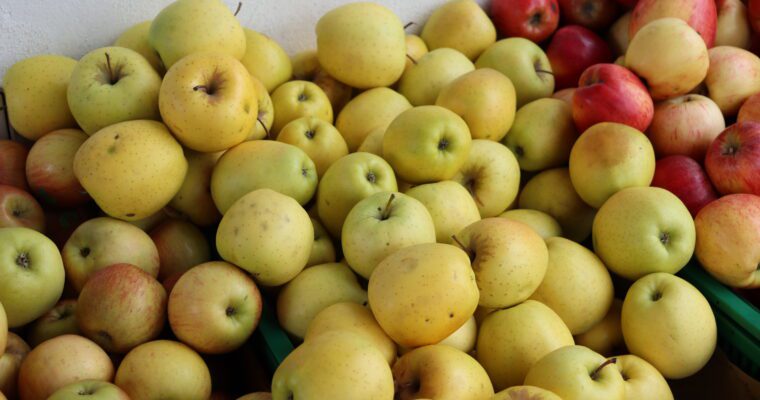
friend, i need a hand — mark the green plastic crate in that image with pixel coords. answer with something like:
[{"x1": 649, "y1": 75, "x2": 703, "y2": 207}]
[{"x1": 252, "y1": 297, "x2": 294, "y2": 373}]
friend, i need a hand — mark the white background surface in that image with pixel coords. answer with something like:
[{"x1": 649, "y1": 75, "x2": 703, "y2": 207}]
[{"x1": 0, "y1": 0, "x2": 489, "y2": 79}]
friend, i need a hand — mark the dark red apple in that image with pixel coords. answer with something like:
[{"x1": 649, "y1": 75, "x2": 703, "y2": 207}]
[
  {"x1": 705, "y1": 122, "x2": 760, "y2": 196},
  {"x1": 572, "y1": 63, "x2": 654, "y2": 132},
  {"x1": 0, "y1": 184, "x2": 45, "y2": 231},
  {"x1": 651, "y1": 155, "x2": 718, "y2": 217},
  {"x1": 559, "y1": 0, "x2": 620, "y2": 30},
  {"x1": 630, "y1": 0, "x2": 717, "y2": 47},
  {"x1": 0, "y1": 139, "x2": 29, "y2": 190},
  {"x1": 751, "y1": 0, "x2": 760, "y2": 34},
  {"x1": 25, "y1": 129, "x2": 90, "y2": 209},
  {"x1": 546, "y1": 25, "x2": 613, "y2": 89},
  {"x1": 491, "y1": 0, "x2": 560, "y2": 43}
]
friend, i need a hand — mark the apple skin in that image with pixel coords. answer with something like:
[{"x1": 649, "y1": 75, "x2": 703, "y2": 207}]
[
  {"x1": 0, "y1": 332, "x2": 30, "y2": 399},
  {"x1": 48, "y1": 380, "x2": 130, "y2": 400},
  {"x1": 169, "y1": 149, "x2": 223, "y2": 227},
  {"x1": 547, "y1": 25, "x2": 613, "y2": 90},
  {"x1": 647, "y1": 94, "x2": 725, "y2": 160},
  {"x1": 738, "y1": 92, "x2": 760, "y2": 123},
  {"x1": 651, "y1": 155, "x2": 718, "y2": 217},
  {"x1": 25, "y1": 129, "x2": 90, "y2": 208},
  {"x1": 629, "y1": 0, "x2": 717, "y2": 48},
  {"x1": 715, "y1": 0, "x2": 752, "y2": 49},
  {"x1": 614, "y1": 354, "x2": 674, "y2": 400},
  {"x1": 149, "y1": 218, "x2": 210, "y2": 281},
  {"x1": 705, "y1": 122, "x2": 760, "y2": 196},
  {"x1": 494, "y1": 386, "x2": 562, "y2": 400},
  {"x1": 558, "y1": 0, "x2": 619, "y2": 30},
  {"x1": 491, "y1": 0, "x2": 560, "y2": 43},
  {"x1": 695, "y1": 194, "x2": 760, "y2": 288},
  {"x1": 0, "y1": 140, "x2": 29, "y2": 190},
  {"x1": 27, "y1": 299, "x2": 79, "y2": 347},
  {"x1": 705, "y1": 46, "x2": 760, "y2": 116},
  {"x1": 0, "y1": 185, "x2": 45, "y2": 232},
  {"x1": 572, "y1": 64, "x2": 653, "y2": 133}
]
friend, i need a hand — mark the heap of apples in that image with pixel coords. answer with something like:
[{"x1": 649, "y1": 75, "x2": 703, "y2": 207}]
[{"x1": 1, "y1": 0, "x2": 759, "y2": 399}]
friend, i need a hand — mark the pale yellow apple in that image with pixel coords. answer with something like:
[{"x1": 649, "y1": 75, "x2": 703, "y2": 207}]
[
  {"x1": 241, "y1": 29, "x2": 292, "y2": 93},
  {"x1": 615, "y1": 354, "x2": 673, "y2": 400},
  {"x1": 399, "y1": 48, "x2": 475, "y2": 106},
  {"x1": 437, "y1": 315, "x2": 477, "y2": 353},
  {"x1": 569, "y1": 122, "x2": 655, "y2": 208},
  {"x1": 715, "y1": 0, "x2": 751, "y2": 49},
  {"x1": 405, "y1": 180, "x2": 481, "y2": 244},
  {"x1": 291, "y1": 50, "x2": 319, "y2": 80},
  {"x1": 2, "y1": 55, "x2": 78, "y2": 140},
  {"x1": 316, "y1": 3, "x2": 406, "y2": 88},
  {"x1": 452, "y1": 139, "x2": 520, "y2": 217},
  {"x1": 405, "y1": 34, "x2": 428, "y2": 73},
  {"x1": 271, "y1": 80, "x2": 333, "y2": 136},
  {"x1": 609, "y1": 12, "x2": 631, "y2": 56},
  {"x1": 247, "y1": 76, "x2": 274, "y2": 141},
  {"x1": 494, "y1": 386, "x2": 562, "y2": 400},
  {"x1": 169, "y1": 149, "x2": 223, "y2": 227},
  {"x1": 368, "y1": 243, "x2": 479, "y2": 348},
  {"x1": 621, "y1": 273, "x2": 717, "y2": 379},
  {"x1": 436, "y1": 68, "x2": 516, "y2": 141},
  {"x1": 306, "y1": 218, "x2": 336, "y2": 268},
  {"x1": 705, "y1": 46, "x2": 760, "y2": 116},
  {"x1": 74, "y1": 120, "x2": 187, "y2": 221},
  {"x1": 159, "y1": 53, "x2": 256, "y2": 152},
  {"x1": 393, "y1": 345, "x2": 494, "y2": 400},
  {"x1": 277, "y1": 117, "x2": 348, "y2": 178},
  {"x1": 421, "y1": 0, "x2": 496, "y2": 60},
  {"x1": 304, "y1": 302, "x2": 396, "y2": 365},
  {"x1": 530, "y1": 237, "x2": 614, "y2": 335},
  {"x1": 356, "y1": 127, "x2": 386, "y2": 156},
  {"x1": 477, "y1": 300, "x2": 574, "y2": 390},
  {"x1": 336, "y1": 87, "x2": 412, "y2": 151},
  {"x1": 625, "y1": 18, "x2": 709, "y2": 100},
  {"x1": 499, "y1": 209, "x2": 562, "y2": 239},
  {"x1": 114, "y1": 20, "x2": 165, "y2": 74},
  {"x1": 216, "y1": 189, "x2": 313, "y2": 286},
  {"x1": 575, "y1": 299, "x2": 625, "y2": 357}
]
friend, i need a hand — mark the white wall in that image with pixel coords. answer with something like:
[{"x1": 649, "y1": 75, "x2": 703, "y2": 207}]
[{"x1": 0, "y1": 0, "x2": 489, "y2": 79}]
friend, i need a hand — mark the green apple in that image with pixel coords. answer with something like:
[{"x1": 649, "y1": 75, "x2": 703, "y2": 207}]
[
  {"x1": 518, "y1": 168, "x2": 597, "y2": 242},
  {"x1": 477, "y1": 300, "x2": 574, "y2": 390},
  {"x1": 115, "y1": 340, "x2": 211, "y2": 400},
  {"x1": 405, "y1": 34, "x2": 429, "y2": 73},
  {"x1": 305, "y1": 302, "x2": 396, "y2": 365},
  {"x1": 476, "y1": 38, "x2": 554, "y2": 108},
  {"x1": 306, "y1": 218, "x2": 336, "y2": 267},
  {"x1": 2, "y1": 55, "x2": 78, "y2": 140},
  {"x1": 593, "y1": 187, "x2": 696, "y2": 280},
  {"x1": 575, "y1": 299, "x2": 625, "y2": 357},
  {"x1": 398, "y1": 48, "x2": 475, "y2": 106},
  {"x1": 74, "y1": 120, "x2": 187, "y2": 221},
  {"x1": 210, "y1": 140, "x2": 317, "y2": 213},
  {"x1": 342, "y1": 192, "x2": 436, "y2": 279},
  {"x1": 456, "y1": 218, "x2": 548, "y2": 308},
  {"x1": 436, "y1": 68, "x2": 516, "y2": 141},
  {"x1": 216, "y1": 189, "x2": 313, "y2": 286},
  {"x1": 615, "y1": 354, "x2": 673, "y2": 400},
  {"x1": 393, "y1": 345, "x2": 494, "y2": 400},
  {"x1": 452, "y1": 139, "x2": 520, "y2": 217},
  {"x1": 437, "y1": 315, "x2": 477, "y2": 353},
  {"x1": 405, "y1": 180, "x2": 481, "y2": 244},
  {"x1": 169, "y1": 149, "x2": 223, "y2": 227},
  {"x1": 247, "y1": 76, "x2": 274, "y2": 141},
  {"x1": 48, "y1": 380, "x2": 129, "y2": 400},
  {"x1": 169, "y1": 261, "x2": 261, "y2": 354},
  {"x1": 499, "y1": 209, "x2": 562, "y2": 239},
  {"x1": 114, "y1": 20, "x2": 165, "y2": 74},
  {"x1": 159, "y1": 53, "x2": 256, "y2": 152},
  {"x1": 494, "y1": 386, "x2": 562, "y2": 400},
  {"x1": 27, "y1": 299, "x2": 79, "y2": 347},
  {"x1": 569, "y1": 122, "x2": 655, "y2": 208},
  {"x1": 270, "y1": 80, "x2": 333, "y2": 136},
  {"x1": 317, "y1": 152, "x2": 398, "y2": 238},
  {"x1": 503, "y1": 98, "x2": 577, "y2": 171},
  {"x1": 336, "y1": 87, "x2": 412, "y2": 151},
  {"x1": 357, "y1": 126, "x2": 386, "y2": 156},
  {"x1": 383, "y1": 105, "x2": 472, "y2": 184},
  {"x1": 316, "y1": 3, "x2": 406, "y2": 88},
  {"x1": 277, "y1": 117, "x2": 348, "y2": 178},
  {"x1": 0, "y1": 333, "x2": 30, "y2": 398},
  {"x1": 67, "y1": 47, "x2": 161, "y2": 135},
  {"x1": 241, "y1": 29, "x2": 292, "y2": 93},
  {"x1": 621, "y1": 272, "x2": 717, "y2": 379},
  {"x1": 0, "y1": 227, "x2": 64, "y2": 327},
  {"x1": 149, "y1": 219, "x2": 210, "y2": 281},
  {"x1": 369, "y1": 243, "x2": 479, "y2": 348},
  {"x1": 149, "y1": 0, "x2": 245, "y2": 69},
  {"x1": 421, "y1": 0, "x2": 496, "y2": 61},
  {"x1": 277, "y1": 263, "x2": 367, "y2": 339},
  {"x1": 524, "y1": 345, "x2": 624, "y2": 400},
  {"x1": 62, "y1": 217, "x2": 160, "y2": 291},
  {"x1": 530, "y1": 237, "x2": 614, "y2": 335},
  {"x1": 272, "y1": 331, "x2": 393, "y2": 399}
]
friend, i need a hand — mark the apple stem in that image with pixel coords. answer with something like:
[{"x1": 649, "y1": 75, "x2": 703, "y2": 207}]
[
  {"x1": 406, "y1": 54, "x2": 418, "y2": 65},
  {"x1": 193, "y1": 85, "x2": 209, "y2": 93},
  {"x1": 381, "y1": 193, "x2": 396, "y2": 220},
  {"x1": 234, "y1": 2, "x2": 242, "y2": 16},
  {"x1": 257, "y1": 118, "x2": 270, "y2": 139},
  {"x1": 591, "y1": 357, "x2": 617, "y2": 381},
  {"x1": 450, "y1": 235, "x2": 475, "y2": 261},
  {"x1": 104, "y1": 52, "x2": 116, "y2": 84},
  {"x1": 535, "y1": 68, "x2": 554, "y2": 76},
  {"x1": 404, "y1": 21, "x2": 416, "y2": 30}
]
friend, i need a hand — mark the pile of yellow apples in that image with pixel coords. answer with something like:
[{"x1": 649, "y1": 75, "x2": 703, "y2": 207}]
[{"x1": 2, "y1": 0, "x2": 760, "y2": 399}]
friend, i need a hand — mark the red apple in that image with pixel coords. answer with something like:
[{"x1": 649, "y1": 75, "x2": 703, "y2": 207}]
[
  {"x1": 749, "y1": 0, "x2": 760, "y2": 34},
  {"x1": 150, "y1": 219, "x2": 211, "y2": 281},
  {"x1": 630, "y1": 0, "x2": 717, "y2": 48},
  {"x1": 559, "y1": 0, "x2": 619, "y2": 30},
  {"x1": 0, "y1": 140, "x2": 28, "y2": 190},
  {"x1": 547, "y1": 25, "x2": 614, "y2": 89},
  {"x1": 705, "y1": 122, "x2": 760, "y2": 196},
  {"x1": 572, "y1": 63, "x2": 654, "y2": 132},
  {"x1": 647, "y1": 94, "x2": 725, "y2": 160},
  {"x1": 491, "y1": 0, "x2": 560, "y2": 43},
  {"x1": 651, "y1": 155, "x2": 718, "y2": 217},
  {"x1": 25, "y1": 129, "x2": 90, "y2": 208},
  {"x1": 0, "y1": 184, "x2": 45, "y2": 232},
  {"x1": 738, "y1": 92, "x2": 760, "y2": 123}
]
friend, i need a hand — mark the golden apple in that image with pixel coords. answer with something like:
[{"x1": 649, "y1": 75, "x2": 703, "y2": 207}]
[
  {"x1": 336, "y1": 87, "x2": 412, "y2": 151},
  {"x1": 499, "y1": 209, "x2": 562, "y2": 239},
  {"x1": 169, "y1": 149, "x2": 223, "y2": 227},
  {"x1": 421, "y1": 0, "x2": 496, "y2": 60},
  {"x1": 271, "y1": 80, "x2": 333, "y2": 136},
  {"x1": 277, "y1": 117, "x2": 348, "y2": 178},
  {"x1": 452, "y1": 139, "x2": 520, "y2": 217},
  {"x1": 575, "y1": 299, "x2": 625, "y2": 357},
  {"x1": 240, "y1": 29, "x2": 292, "y2": 93},
  {"x1": 398, "y1": 48, "x2": 475, "y2": 106},
  {"x1": 405, "y1": 180, "x2": 481, "y2": 244},
  {"x1": 114, "y1": 20, "x2": 165, "y2": 74}
]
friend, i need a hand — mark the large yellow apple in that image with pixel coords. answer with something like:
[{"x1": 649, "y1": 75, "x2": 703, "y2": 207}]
[
  {"x1": 240, "y1": 29, "x2": 292, "y2": 93},
  {"x1": 270, "y1": 80, "x2": 333, "y2": 136},
  {"x1": 114, "y1": 20, "x2": 165, "y2": 74},
  {"x1": 421, "y1": 0, "x2": 496, "y2": 61},
  {"x1": 499, "y1": 209, "x2": 562, "y2": 239},
  {"x1": 336, "y1": 87, "x2": 412, "y2": 151},
  {"x1": 276, "y1": 117, "x2": 348, "y2": 178},
  {"x1": 316, "y1": 3, "x2": 406, "y2": 89},
  {"x1": 398, "y1": 48, "x2": 475, "y2": 106},
  {"x1": 405, "y1": 180, "x2": 481, "y2": 244},
  {"x1": 73, "y1": 120, "x2": 187, "y2": 221},
  {"x1": 452, "y1": 139, "x2": 520, "y2": 217}
]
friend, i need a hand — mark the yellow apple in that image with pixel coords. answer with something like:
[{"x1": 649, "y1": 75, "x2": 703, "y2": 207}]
[
  {"x1": 615, "y1": 354, "x2": 674, "y2": 400},
  {"x1": 291, "y1": 50, "x2": 319, "y2": 80},
  {"x1": 715, "y1": 0, "x2": 751, "y2": 49},
  {"x1": 421, "y1": 0, "x2": 496, "y2": 61},
  {"x1": 399, "y1": 48, "x2": 475, "y2": 106},
  {"x1": 240, "y1": 29, "x2": 292, "y2": 93},
  {"x1": 499, "y1": 209, "x2": 562, "y2": 239},
  {"x1": 312, "y1": 68, "x2": 353, "y2": 115},
  {"x1": 357, "y1": 127, "x2": 386, "y2": 156},
  {"x1": 405, "y1": 180, "x2": 481, "y2": 244},
  {"x1": 437, "y1": 315, "x2": 477, "y2": 353},
  {"x1": 336, "y1": 87, "x2": 412, "y2": 151},
  {"x1": 306, "y1": 218, "x2": 336, "y2": 268},
  {"x1": 0, "y1": 333, "x2": 30, "y2": 398},
  {"x1": 405, "y1": 34, "x2": 429, "y2": 73},
  {"x1": 277, "y1": 117, "x2": 348, "y2": 178},
  {"x1": 575, "y1": 299, "x2": 625, "y2": 357},
  {"x1": 494, "y1": 386, "x2": 562, "y2": 400},
  {"x1": 271, "y1": 80, "x2": 333, "y2": 136},
  {"x1": 453, "y1": 139, "x2": 520, "y2": 217},
  {"x1": 169, "y1": 149, "x2": 223, "y2": 227},
  {"x1": 247, "y1": 76, "x2": 274, "y2": 141},
  {"x1": 114, "y1": 20, "x2": 165, "y2": 74}
]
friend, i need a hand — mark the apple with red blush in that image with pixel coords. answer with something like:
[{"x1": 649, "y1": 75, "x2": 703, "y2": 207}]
[
  {"x1": 547, "y1": 25, "x2": 613, "y2": 90},
  {"x1": 491, "y1": 0, "x2": 560, "y2": 43},
  {"x1": 705, "y1": 122, "x2": 760, "y2": 196},
  {"x1": 558, "y1": 0, "x2": 619, "y2": 30},
  {"x1": 0, "y1": 140, "x2": 29, "y2": 190},
  {"x1": 651, "y1": 155, "x2": 718, "y2": 217}
]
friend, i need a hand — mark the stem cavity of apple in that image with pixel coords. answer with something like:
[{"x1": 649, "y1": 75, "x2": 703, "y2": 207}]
[
  {"x1": 104, "y1": 52, "x2": 117, "y2": 85},
  {"x1": 380, "y1": 193, "x2": 396, "y2": 220},
  {"x1": 16, "y1": 252, "x2": 30, "y2": 269},
  {"x1": 659, "y1": 231, "x2": 670, "y2": 245},
  {"x1": 590, "y1": 357, "x2": 617, "y2": 381}
]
